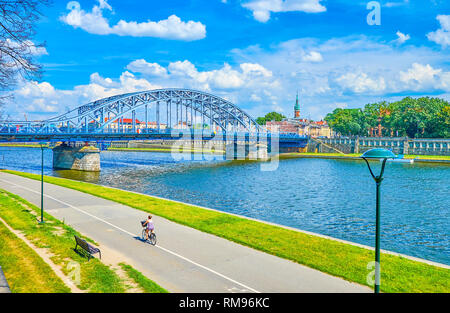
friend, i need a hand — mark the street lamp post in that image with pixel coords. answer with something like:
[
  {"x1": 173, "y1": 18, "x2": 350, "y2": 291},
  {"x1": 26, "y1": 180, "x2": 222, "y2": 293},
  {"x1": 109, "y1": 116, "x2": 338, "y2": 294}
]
[
  {"x1": 360, "y1": 148, "x2": 395, "y2": 293},
  {"x1": 39, "y1": 143, "x2": 45, "y2": 224}
]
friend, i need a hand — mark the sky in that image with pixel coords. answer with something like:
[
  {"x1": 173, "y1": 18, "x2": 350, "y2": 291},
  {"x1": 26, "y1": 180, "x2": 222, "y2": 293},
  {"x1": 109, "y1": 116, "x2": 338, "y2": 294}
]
[{"x1": 4, "y1": 0, "x2": 450, "y2": 121}]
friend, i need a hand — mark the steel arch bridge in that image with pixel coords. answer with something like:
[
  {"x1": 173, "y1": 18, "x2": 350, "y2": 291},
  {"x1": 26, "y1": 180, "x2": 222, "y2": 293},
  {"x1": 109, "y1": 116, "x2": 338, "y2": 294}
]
[
  {"x1": 2, "y1": 89, "x2": 261, "y2": 134},
  {"x1": 0, "y1": 88, "x2": 307, "y2": 150}
]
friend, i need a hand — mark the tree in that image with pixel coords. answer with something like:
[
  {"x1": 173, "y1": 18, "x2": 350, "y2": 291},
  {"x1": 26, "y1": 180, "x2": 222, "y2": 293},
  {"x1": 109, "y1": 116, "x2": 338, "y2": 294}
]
[
  {"x1": 364, "y1": 101, "x2": 390, "y2": 136},
  {"x1": 256, "y1": 111, "x2": 286, "y2": 125},
  {"x1": 0, "y1": 0, "x2": 50, "y2": 105},
  {"x1": 324, "y1": 108, "x2": 366, "y2": 136}
]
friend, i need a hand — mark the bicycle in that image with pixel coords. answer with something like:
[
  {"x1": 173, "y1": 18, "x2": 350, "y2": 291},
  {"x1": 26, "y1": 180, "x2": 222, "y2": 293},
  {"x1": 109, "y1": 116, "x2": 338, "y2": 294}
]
[{"x1": 141, "y1": 221, "x2": 157, "y2": 245}]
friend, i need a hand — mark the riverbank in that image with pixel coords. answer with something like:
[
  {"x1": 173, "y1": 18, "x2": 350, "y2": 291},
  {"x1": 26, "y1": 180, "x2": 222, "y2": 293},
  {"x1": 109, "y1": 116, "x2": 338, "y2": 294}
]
[
  {"x1": 279, "y1": 152, "x2": 450, "y2": 164},
  {"x1": 107, "y1": 147, "x2": 225, "y2": 155},
  {"x1": 3, "y1": 169, "x2": 449, "y2": 293}
]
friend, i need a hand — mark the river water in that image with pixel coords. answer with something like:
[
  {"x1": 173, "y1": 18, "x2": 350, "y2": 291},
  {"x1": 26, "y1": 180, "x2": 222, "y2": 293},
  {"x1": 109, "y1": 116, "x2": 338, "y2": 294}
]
[{"x1": 0, "y1": 147, "x2": 448, "y2": 265}]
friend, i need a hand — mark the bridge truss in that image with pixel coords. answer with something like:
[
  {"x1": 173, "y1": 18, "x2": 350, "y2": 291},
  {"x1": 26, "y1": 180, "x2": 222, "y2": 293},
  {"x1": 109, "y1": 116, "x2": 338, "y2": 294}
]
[
  {"x1": 1, "y1": 89, "x2": 262, "y2": 135},
  {"x1": 0, "y1": 89, "x2": 308, "y2": 149}
]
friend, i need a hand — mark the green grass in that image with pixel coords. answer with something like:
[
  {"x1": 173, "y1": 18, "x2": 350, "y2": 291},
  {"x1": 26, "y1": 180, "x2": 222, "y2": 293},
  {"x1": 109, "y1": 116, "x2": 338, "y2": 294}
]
[
  {"x1": 0, "y1": 219, "x2": 70, "y2": 293},
  {"x1": 119, "y1": 263, "x2": 168, "y2": 293},
  {"x1": 403, "y1": 154, "x2": 450, "y2": 160},
  {"x1": 0, "y1": 189, "x2": 126, "y2": 293},
  {"x1": 0, "y1": 144, "x2": 49, "y2": 148},
  {"x1": 4, "y1": 169, "x2": 449, "y2": 293}
]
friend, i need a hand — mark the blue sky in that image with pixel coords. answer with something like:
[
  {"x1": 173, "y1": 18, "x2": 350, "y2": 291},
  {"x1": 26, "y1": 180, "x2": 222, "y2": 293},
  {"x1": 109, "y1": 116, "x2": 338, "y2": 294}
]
[{"x1": 5, "y1": 0, "x2": 450, "y2": 120}]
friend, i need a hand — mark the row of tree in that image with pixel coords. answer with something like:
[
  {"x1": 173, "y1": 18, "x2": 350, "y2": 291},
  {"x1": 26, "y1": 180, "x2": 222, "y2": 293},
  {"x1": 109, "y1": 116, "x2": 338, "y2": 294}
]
[{"x1": 324, "y1": 97, "x2": 450, "y2": 138}]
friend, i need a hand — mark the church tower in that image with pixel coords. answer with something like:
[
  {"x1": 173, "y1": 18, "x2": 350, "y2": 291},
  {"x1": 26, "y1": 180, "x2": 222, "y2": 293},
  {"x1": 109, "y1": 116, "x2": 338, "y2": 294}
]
[{"x1": 294, "y1": 91, "x2": 300, "y2": 118}]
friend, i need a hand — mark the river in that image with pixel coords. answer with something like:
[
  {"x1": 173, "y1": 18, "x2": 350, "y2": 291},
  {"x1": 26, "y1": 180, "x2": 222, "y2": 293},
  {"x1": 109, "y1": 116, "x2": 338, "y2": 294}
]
[{"x1": 0, "y1": 147, "x2": 448, "y2": 265}]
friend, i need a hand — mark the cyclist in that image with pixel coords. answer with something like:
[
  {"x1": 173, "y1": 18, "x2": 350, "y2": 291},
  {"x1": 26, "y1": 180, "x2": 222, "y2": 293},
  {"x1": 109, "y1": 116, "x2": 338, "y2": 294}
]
[{"x1": 143, "y1": 215, "x2": 155, "y2": 240}]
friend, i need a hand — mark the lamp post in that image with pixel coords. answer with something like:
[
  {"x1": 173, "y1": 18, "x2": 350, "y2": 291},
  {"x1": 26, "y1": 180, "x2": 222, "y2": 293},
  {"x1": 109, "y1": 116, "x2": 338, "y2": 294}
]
[
  {"x1": 39, "y1": 143, "x2": 45, "y2": 224},
  {"x1": 360, "y1": 148, "x2": 395, "y2": 293}
]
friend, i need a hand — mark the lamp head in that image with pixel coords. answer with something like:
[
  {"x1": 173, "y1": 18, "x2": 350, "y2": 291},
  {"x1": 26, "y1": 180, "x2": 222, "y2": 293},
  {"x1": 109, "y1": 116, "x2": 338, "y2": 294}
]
[{"x1": 361, "y1": 148, "x2": 396, "y2": 160}]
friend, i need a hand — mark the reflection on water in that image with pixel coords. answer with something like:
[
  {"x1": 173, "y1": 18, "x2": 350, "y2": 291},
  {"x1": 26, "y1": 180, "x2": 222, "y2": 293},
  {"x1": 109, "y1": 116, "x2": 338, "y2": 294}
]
[
  {"x1": 54, "y1": 170, "x2": 101, "y2": 183},
  {"x1": 0, "y1": 146, "x2": 449, "y2": 265}
]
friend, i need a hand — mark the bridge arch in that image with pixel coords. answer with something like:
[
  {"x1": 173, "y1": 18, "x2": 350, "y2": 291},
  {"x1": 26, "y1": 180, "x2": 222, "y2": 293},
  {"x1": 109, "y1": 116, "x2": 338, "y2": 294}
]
[{"x1": 42, "y1": 89, "x2": 262, "y2": 133}]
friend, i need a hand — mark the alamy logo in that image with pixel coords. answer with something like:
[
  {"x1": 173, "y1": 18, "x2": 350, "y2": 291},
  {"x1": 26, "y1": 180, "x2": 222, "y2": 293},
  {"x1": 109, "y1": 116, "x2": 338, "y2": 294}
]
[
  {"x1": 66, "y1": 261, "x2": 81, "y2": 286},
  {"x1": 366, "y1": 261, "x2": 380, "y2": 286},
  {"x1": 367, "y1": 1, "x2": 381, "y2": 26}
]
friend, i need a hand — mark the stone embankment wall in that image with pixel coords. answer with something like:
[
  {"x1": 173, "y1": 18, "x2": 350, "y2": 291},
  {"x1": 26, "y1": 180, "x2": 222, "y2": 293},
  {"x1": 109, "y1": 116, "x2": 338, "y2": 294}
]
[{"x1": 309, "y1": 137, "x2": 450, "y2": 155}]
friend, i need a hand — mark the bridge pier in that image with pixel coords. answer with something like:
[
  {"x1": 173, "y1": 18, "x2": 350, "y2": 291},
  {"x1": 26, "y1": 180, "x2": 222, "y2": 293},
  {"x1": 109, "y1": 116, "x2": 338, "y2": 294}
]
[
  {"x1": 225, "y1": 143, "x2": 269, "y2": 161},
  {"x1": 53, "y1": 143, "x2": 100, "y2": 172}
]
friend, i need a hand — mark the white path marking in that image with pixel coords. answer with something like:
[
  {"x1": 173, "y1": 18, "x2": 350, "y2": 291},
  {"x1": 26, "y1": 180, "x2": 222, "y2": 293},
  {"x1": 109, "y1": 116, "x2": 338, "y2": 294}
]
[{"x1": 0, "y1": 178, "x2": 260, "y2": 293}]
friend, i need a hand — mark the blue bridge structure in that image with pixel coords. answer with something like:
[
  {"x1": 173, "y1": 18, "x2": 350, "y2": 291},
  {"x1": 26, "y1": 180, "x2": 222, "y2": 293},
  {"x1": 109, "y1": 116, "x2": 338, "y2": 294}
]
[{"x1": 0, "y1": 89, "x2": 307, "y2": 170}]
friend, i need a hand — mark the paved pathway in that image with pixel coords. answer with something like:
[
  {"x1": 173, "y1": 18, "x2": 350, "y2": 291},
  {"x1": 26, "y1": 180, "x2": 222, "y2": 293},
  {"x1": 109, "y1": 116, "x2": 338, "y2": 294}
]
[{"x1": 0, "y1": 172, "x2": 370, "y2": 293}]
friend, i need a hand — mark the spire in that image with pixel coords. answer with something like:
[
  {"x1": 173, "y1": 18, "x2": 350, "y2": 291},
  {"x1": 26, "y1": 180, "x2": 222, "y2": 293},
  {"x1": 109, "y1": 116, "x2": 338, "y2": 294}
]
[{"x1": 294, "y1": 91, "x2": 300, "y2": 118}]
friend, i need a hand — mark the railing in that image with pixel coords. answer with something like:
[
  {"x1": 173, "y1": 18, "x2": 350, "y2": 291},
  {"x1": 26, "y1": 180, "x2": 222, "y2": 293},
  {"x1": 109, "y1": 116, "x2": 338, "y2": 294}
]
[{"x1": 318, "y1": 136, "x2": 450, "y2": 155}]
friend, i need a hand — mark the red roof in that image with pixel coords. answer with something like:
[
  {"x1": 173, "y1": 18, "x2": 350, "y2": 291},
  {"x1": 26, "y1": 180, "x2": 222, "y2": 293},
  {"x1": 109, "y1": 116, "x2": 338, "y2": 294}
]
[{"x1": 104, "y1": 118, "x2": 141, "y2": 124}]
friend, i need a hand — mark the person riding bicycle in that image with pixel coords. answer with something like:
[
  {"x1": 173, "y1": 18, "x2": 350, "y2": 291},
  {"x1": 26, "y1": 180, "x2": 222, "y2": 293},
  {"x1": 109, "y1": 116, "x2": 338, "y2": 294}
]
[{"x1": 143, "y1": 215, "x2": 155, "y2": 240}]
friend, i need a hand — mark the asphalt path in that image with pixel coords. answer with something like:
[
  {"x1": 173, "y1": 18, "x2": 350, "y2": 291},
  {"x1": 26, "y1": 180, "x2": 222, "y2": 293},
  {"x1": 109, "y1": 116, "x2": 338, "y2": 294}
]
[{"x1": 0, "y1": 172, "x2": 370, "y2": 293}]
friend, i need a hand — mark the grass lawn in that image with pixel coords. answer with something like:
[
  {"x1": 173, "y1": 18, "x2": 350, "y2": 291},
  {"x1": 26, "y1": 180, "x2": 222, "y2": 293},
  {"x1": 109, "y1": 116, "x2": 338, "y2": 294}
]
[
  {"x1": 0, "y1": 188, "x2": 166, "y2": 293},
  {"x1": 119, "y1": 263, "x2": 168, "y2": 293},
  {"x1": 0, "y1": 144, "x2": 48, "y2": 148},
  {"x1": 0, "y1": 219, "x2": 70, "y2": 293},
  {"x1": 4, "y1": 169, "x2": 449, "y2": 293}
]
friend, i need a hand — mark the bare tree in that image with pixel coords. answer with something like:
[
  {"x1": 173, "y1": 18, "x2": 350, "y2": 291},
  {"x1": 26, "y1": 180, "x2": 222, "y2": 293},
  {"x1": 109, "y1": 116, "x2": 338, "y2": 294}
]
[{"x1": 0, "y1": 0, "x2": 50, "y2": 106}]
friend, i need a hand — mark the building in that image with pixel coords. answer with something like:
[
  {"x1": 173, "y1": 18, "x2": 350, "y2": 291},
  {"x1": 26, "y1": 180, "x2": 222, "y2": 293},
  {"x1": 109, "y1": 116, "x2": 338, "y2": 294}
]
[
  {"x1": 102, "y1": 118, "x2": 167, "y2": 131},
  {"x1": 266, "y1": 93, "x2": 333, "y2": 137}
]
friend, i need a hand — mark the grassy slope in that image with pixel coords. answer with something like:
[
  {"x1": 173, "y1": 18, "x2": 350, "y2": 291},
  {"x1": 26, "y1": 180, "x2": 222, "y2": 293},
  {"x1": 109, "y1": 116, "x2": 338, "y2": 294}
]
[
  {"x1": 0, "y1": 219, "x2": 70, "y2": 293},
  {"x1": 0, "y1": 188, "x2": 167, "y2": 293},
  {"x1": 119, "y1": 263, "x2": 168, "y2": 293},
  {"x1": 4, "y1": 170, "x2": 449, "y2": 293},
  {"x1": 0, "y1": 189, "x2": 125, "y2": 293}
]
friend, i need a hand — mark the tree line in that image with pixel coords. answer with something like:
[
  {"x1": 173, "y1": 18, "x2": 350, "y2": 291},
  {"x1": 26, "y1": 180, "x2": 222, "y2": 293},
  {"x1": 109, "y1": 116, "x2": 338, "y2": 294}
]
[{"x1": 324, "y1": 97, "x2": 450, "y2": 138}]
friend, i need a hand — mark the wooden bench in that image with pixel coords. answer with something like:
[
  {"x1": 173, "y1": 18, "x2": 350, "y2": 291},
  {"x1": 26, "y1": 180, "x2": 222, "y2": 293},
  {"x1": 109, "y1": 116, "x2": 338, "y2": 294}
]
[{"x1": 74, "y1": 235, "x2": 101, "y2": 261}]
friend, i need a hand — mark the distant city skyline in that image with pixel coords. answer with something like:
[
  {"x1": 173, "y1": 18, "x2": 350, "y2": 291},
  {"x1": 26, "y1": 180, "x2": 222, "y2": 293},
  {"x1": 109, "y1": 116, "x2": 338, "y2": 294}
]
[{"x1": 3, "y1": 0, "x2": 450, "y2": 121}]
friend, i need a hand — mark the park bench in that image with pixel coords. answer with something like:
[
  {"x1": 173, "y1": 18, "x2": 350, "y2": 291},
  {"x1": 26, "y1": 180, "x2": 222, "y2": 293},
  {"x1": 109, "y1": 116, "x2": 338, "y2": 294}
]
[{"x1": 74, "y1": 235, "x2": 101, "y2": 261}]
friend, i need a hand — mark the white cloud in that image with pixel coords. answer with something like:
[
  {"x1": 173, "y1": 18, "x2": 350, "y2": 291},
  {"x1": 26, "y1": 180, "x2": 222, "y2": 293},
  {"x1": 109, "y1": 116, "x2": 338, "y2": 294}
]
[
  {"x1": 302, "y1": 51, "x2": 323, "y2": 62},
  {"x1": 60, "y1": 0, "x2": 206, "y2": 41},
  {"x1": 240, "y1": 63, "x2": 273, "y2": 77},
  {"x1": 395, "y1": 31, "x2": 410, "y2": 44},
  {"x1": 250, "y1": 94, "x2": 262, "y2": 101},
  {"x1": 384, "y1": 0, "x2": 409, "y2": 8},
  {"x1": 3, "y1": 39, "x2": 48, "y2": 56},
  {"x1": 242, "y1": 0, "x2": 326, "y2": 23},
  {"x1": 427, "y1": 15, "x2": 450, "y2": 48},
  {"x1": 336, "y1": 72, "x2": 386, "y2": 94},
  {"x1": 165, "y1": 60, "x2": 274, "y2": 90},
  {"x1": 399, "y1": 63, "x2": 445, "y2": 91},
  {"x1": 126, "y1": 59, "x2": 168, "y2": 77},
  {"x1": 17, "y1": 81, "x2": 55, "y2": 97}
]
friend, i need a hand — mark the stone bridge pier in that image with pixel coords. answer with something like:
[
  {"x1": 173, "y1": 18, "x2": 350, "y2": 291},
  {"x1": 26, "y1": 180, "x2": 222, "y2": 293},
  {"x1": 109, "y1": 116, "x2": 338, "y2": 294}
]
[
  {"x1": 225, "y1": 142, "x2": 269, "y2": 161},
  {"x1": 53, "y1": 143, "x2": 100, "y2": 172}
]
